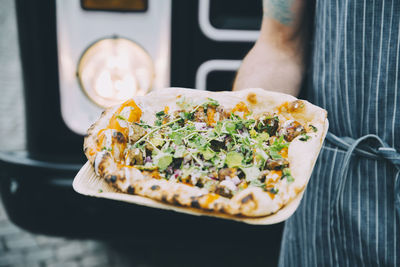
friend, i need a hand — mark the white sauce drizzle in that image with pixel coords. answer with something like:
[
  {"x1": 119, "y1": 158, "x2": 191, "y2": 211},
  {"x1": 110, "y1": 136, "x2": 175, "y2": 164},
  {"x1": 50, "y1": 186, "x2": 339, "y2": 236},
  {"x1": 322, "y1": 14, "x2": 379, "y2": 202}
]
[
  {"x1": 94, "y1": 150, "x2": 107, "y2": 175},
  {"x1": 220, "y1": 179, "x2": 237, "y2": 192}
]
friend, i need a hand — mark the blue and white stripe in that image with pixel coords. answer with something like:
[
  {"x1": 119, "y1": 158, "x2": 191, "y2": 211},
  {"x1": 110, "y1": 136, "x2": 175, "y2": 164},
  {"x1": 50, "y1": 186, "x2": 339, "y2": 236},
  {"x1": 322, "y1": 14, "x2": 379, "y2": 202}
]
[{"x1": 279, "y1": 1, "x2": 400, "y2": 266}]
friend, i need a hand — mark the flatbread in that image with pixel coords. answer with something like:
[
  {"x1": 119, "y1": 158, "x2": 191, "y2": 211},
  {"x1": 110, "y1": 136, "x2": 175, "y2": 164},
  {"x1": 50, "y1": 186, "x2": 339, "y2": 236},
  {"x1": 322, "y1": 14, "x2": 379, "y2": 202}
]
[{"x1": 84, "y1": 88, "x2": 328, "y2": 217}]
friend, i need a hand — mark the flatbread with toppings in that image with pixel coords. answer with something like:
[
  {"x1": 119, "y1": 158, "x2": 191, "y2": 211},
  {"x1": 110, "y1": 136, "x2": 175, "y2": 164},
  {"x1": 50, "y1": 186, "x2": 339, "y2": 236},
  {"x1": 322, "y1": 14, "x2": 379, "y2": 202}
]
[{"x1": 83, "y1": 88, "x2": 328, "y2": 217}]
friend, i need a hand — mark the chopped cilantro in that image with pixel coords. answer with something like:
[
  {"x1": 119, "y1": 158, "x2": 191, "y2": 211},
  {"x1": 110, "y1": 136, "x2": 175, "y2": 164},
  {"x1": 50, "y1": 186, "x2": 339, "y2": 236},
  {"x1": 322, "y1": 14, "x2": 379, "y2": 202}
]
[
  {"x1": 202, "y1": 98, "x2": 220, "y2": 108},
  {"x1": 266, "y1": 188, "x2": 279, "y2": 194},
  {"x1": 249, "y1": 179, "x2": 264, "y2": 188},
  {"x1": 225, "y1": 151, "x2": 244, "y2": 168},
  {"x1": 156, "y1": 153, "x2": 173, "y2": 170},
  {"x1": 244, "y1": 119, "x2": 256, "y2": 129},
  {"x1": 170, "y1": 132, "x2": 183, "y2": 145},
  {"x1": 282, "y1": 168, "x2": 294, "y2": 183},
  {"x1": 201, "y1": 147, "x2": 215, "y2": 160},
  {"x1": 155, "y1": 110, "x2": 166, "y2": 118},
  {"x1": 101, "y1": 147, "x2": 112, "y2": 152},
  {"x1": 136, "y1": 121, "x2": 152, "y2": 129},
  {"x1": 149, "y1": 134, "x2": 164, "y2": 147},
  {"x1": 255, "y1": 132, "x2": 270, "y2": 144},
  {"x1": 249, "y1": 128, "x2": 257, "y2": 137},
  {"x1": 214, "y1": 122, "x2": 223, "y2": 135},
  {"x1": 180, "y1": 111, "x2": 194, "y2": 121},
  {"x1": 174, "y1": 146, "x2": 186, "y2": 158},
  {"x1": 230, "y1": 113, "x2": 240, "y2": 120},
  {"x1": 271, "y1": 136, "x2": 289, "y2": 150},
  {"x1": 225, "y1": 121, "x2": 237, "y2": 134},
  {"x1": 189, "y1": 134, "x2": 207, "y2": 149},
  {"x1": 176, "y1": 96, "x2": 193, "y2": 109},
  {"x1": 309, "y1": 124, "x2": 318, "y2": 132},
  {"x1": 269, "y1": 149, "x2": 282, "y2": 160},
  {"x1": 134, "y1": 165, "x2": 158, "y2": 171},
  {"x1": 116, "y1": 115, "x2": 127, "y2": 121},
  {"x1": 98, "y1": 189, "x2": 103, "y2": 193},
  {"x1": 299, "y1": 134, "x2": 311, "y2": 141},
  {"x1": 269, "y1": 135, "x2": 289, "y2": 158},
  {"x1": 241, "y1": 166, "x2": 261, "y2": 182}
]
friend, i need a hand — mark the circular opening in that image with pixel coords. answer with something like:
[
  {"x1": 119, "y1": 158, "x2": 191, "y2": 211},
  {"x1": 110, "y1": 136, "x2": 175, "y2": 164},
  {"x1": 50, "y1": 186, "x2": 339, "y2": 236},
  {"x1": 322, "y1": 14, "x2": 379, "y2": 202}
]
[{"x1": 77, "y1": 37, "x2": 155, "y2": 108}]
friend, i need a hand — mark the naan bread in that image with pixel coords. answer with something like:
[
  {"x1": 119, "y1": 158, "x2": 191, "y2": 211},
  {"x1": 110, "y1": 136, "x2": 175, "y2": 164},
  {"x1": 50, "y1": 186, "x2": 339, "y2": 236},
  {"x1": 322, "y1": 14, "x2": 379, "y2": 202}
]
[{"x1": 84, "y1": 88, "x2": 328, "y2": 217}]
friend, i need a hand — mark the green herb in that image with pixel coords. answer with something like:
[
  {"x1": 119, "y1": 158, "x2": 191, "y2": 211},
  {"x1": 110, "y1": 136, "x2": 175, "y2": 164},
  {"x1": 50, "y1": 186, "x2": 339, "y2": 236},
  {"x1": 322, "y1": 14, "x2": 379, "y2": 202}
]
[
  {"x1": 180, "y1": 111, "x2": 194, "y2": 121},
  {"x1": 204, "y1": 180, "x2": 215, "y2": 190},
  {"x1": 255, "y1": 148, "x2": 269, "y2": 161},
  {"x1": 156, "y1": 153, "x2": 173, "y2": 170},
  {"x1": 249, "y1": 128, "x2": 257, "y2": 137},
  {"x1": 211, "y1": 154, "x2": 225, "y2": 168},
  {"x1": 149, "y1": 134, "x2": 164, "y2": 147},
  {"x1": 202, "y1": 98, "x2": 220, "y2": 108},
  {"x1": 255, "y1": 132, "x2": 270, "y2": 144},
  {"x1": 225, "y1": 151, "x2": 244, "y2": 168},
  {"x1": 176, "y1": 96, "x2": 193, "y2": 109},
  {"x1": 214, "y1": 122, "x2": 223, "y2": 135},
  {"x1": 271, "y1": 136, "x2": 289, "y2": 150},
  {"x1": 163, "y1": 146, "x2": 175, "y2": 154},
  {"x1": 299, "y1": 134, "x2": 311, "y2": 141},
  {"x1": 155, "y1": 110, "x2": 166, "y2": 118},
  {"x1": 249, "y1": 179, "x2": 265, "y2": 188},
  {"x1": 269, "y1": 149, "x2": 282, "y2": 160},
  {"x1": 101, "y1": 147, "x2": 112, "y2": 152},
  {"x1": 133, "y1": 117, "x2": 182, "y2": 147},
  {"x1": 98, "y1": 189, "x2": 103, "y2": 193},
  {"x1": 241, "y1": 166, "x2": 261, "y2": 182},
  {"x1": 256, "y1": 116, "x2": 279, "y2": 133},
  {"x1": 174, "y1": 146, "x2": 186, "y2": 158},
  {"x1": 225, "y1": 121, "x2": 237, "y2": 134},
  {"x1": 241, "y1": 136, "x2": 251, "y2": 147},
  {"x1": 268, "y1": 136, "x2": 289, "y2": 159},
  {"x1": 189, "y1": 134, "x2": 207, "y2": 149},
  {"x1": 201, "y1": 147, "x2": 215, "y2": 160},
  {"x1": 170, "y1": 132, "x2": 183, "y2": 145},
  {"x1": 230, "y1": 113, "x2": 240, "y2": 120},
  {"x1": 309, "y1": 124, "x2": 318, "y2": 132},
  {"x1": 266, "y1": 188, "x2": 279, "y2": 194},
  {"x1": 116, "y1": 115, "x2": 127, "y2": 121},
  {"x1": 136, "y1": 121, "x2": 152, "y2": 129},
  {"x1": 282, "y1": 168, "x2": 294, "y2": 183},
  {"x1": 171, "y1": 123, "x2": 180, "y2": 130},
  {"x1": 181, "y1": 167, "x2": 195, "y2": 179},
  {"x1": 244, "y1": 119, "x2": 256, "y2": 129},
  {"x1": 134, "y1": 165, "x2": 158, "y2": 171}
]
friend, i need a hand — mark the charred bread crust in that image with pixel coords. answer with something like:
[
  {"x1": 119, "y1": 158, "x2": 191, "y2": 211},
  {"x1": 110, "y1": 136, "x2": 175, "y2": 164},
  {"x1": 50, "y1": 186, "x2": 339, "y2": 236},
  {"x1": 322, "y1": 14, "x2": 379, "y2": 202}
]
[{"x1": 84, "y1": 88, "x2": 328, "y2": 217}]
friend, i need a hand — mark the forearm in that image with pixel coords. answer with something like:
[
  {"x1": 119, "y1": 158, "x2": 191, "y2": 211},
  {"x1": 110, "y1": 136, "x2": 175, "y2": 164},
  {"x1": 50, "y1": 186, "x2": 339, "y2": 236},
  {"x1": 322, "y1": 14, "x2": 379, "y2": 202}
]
[{"x1": 233, "y1": 0, "x2": 310, "y2": 96}]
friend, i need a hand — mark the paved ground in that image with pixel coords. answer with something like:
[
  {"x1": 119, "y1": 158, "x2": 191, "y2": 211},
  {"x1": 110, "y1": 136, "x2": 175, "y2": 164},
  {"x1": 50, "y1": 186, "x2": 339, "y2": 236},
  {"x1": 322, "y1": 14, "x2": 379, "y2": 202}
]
[
  {"x1": 0, "y1": 199, "x2": 116, "y2": 267},
  {"x1": 0, "y1": 2, "x2": 281, "y2": 267},
  {"x1": 0, "y1": 2, "x2": 133, "y2": 266}
]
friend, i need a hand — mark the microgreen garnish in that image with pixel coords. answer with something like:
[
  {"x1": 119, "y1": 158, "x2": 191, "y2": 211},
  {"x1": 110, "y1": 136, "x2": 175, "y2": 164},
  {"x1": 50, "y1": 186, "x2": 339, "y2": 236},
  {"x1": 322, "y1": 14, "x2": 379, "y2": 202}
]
[{"x1": 123, "y1": 98, "x2": 304, "y2": 198}]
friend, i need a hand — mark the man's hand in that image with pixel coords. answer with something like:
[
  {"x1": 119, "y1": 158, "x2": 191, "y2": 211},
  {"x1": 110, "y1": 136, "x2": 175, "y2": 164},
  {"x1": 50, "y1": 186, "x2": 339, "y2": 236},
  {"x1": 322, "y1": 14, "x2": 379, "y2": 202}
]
[{"x1": 233, "y1": 0, "x2": 310, "y2": 97}]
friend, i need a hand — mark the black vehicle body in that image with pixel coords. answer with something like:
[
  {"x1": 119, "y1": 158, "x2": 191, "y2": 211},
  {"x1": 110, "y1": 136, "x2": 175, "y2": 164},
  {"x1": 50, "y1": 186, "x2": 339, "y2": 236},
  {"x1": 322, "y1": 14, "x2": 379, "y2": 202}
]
[{"x1": 0, "y1": 0, "x2": 283, "y2": 265}]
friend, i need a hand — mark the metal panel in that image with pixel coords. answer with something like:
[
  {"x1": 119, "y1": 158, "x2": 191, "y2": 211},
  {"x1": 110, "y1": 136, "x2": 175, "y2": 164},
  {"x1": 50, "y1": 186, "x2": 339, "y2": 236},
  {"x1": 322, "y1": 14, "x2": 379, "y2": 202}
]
[{"x1": 56, "y1": 0, "x2": 171, "y2": 135}]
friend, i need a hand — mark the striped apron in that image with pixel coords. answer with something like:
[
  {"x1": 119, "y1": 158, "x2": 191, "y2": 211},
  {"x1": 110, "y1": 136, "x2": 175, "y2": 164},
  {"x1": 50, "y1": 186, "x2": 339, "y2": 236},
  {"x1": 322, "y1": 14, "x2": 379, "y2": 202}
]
[{"x1": 278, "y1": 1, "x2": 400, "y2": 266}]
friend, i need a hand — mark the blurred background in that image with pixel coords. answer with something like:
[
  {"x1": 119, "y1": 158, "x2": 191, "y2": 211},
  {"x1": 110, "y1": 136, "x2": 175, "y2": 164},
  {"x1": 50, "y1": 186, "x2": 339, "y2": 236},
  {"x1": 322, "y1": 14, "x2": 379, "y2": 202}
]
[{"x1": 0, "y1": 1, "x2": 284, "y2": 266}]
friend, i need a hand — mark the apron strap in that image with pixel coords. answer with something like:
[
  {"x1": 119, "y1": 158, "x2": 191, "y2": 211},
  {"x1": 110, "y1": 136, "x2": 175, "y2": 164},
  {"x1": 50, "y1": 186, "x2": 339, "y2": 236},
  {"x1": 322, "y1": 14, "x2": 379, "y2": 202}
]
[{"x1": 325, "y1": 132, "x2": 400, "y2": 217}]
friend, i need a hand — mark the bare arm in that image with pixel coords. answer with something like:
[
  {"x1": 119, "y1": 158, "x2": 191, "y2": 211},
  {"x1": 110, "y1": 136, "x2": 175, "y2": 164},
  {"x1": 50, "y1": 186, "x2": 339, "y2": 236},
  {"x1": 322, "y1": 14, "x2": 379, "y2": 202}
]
[{"x1": 233, "y1": 0, "x2": 311, "y2": 96}]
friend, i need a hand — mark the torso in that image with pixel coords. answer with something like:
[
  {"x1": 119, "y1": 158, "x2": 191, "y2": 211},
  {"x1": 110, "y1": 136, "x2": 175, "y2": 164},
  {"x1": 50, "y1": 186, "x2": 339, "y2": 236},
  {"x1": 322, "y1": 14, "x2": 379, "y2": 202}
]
[{"x1": 279, "y1": 1, "x2": 400, "y2": 266}]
